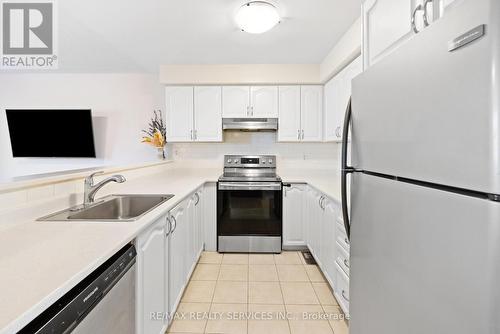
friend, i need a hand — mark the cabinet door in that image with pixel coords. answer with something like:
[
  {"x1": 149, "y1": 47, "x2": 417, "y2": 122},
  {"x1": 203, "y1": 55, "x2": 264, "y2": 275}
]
[
  {"x1": 166, "y1": 86, "x2": 194, "y2": 142},
  {"x1": 222, "y1": 86, "x2": 250, "y2": 118},
  {"x1": 194, "y1": 86, "x2": 222, "y2": 142},
  {"x1": 278, "y1": 86, "x2": 301, "y2": 142},
  {"x1": 136, "y1": 216, "x2": 167, "y2": 334},
  {"x1": 283, "y1": 184, "x2": 306, "y2": 247},
  {"x1": 300, "y1": 86, "x2": 323, "y2": 142},
  {"x1": 193, "y1": 187, "x2": 204, "y2": 256},
  {"x1": 185, "y1": 194, "x2": 197, "y2": 274},
  {"x1": 324, "y1": 75, "x2": 342, "y2": 142},
  {"x1": 168, "y1": 200, "x2": 189, "y2": 315},
  {"x1": 362, "y1": 0, "x2": 419, "y2": 68},
  {"x1": 203, "y1": 182, "x2": 218, "y2": 251},
  {"x1": 333, "y1": 57, "x2": 363, "y2": 141},
  {"x1": 306, "y1": 188, "x2": 323, "y2": 261},
  {"x1": 250, "y1": 86, "x2": 278, "y2": 118},
  {"x1": 321, "y1": 198, "x2": 340, "y2": 289}
]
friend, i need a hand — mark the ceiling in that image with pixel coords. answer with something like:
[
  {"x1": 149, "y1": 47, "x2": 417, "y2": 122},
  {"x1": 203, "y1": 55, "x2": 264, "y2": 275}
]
[{"x1": 57, "y1": 0, "x2": 362, "y2": 72}]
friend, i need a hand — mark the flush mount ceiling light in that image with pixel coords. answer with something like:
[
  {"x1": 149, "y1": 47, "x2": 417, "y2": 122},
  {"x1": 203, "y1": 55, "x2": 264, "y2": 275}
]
[{"x1": 235, "y1": 1, "x2": 280, "y2": 34}]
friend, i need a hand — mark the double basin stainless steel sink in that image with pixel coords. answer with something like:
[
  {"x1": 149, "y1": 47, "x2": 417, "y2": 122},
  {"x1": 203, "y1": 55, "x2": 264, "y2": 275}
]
[{"x1": 38, "y1": 194, "x2": 174, "y2": 222}]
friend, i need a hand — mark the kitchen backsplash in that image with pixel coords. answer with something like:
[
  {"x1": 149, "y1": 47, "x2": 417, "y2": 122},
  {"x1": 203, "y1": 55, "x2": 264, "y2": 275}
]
[{"x1": 171, "y1": 132, "x2": 340, "y2": 161}]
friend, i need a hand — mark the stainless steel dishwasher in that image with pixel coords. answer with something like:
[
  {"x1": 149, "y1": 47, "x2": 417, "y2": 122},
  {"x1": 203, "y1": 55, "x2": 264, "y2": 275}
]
[{"x1": 19, "y1": 244, "x2": 136, "y2": 334}]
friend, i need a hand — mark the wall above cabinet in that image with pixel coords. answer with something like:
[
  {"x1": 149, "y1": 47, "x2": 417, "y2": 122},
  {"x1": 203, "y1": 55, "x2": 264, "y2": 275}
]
[{"x1": 160, "y1": 64, "x2": 322, "y2": 85}]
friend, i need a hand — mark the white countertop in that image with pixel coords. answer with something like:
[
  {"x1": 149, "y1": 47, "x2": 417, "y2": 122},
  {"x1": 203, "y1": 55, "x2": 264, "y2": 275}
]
[{"x1": 0, "y1": 163, "x2": 340, "y2": 334}]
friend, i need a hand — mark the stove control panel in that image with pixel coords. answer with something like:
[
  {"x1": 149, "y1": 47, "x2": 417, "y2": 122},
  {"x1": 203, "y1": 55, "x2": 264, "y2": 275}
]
[{"x1": 224, "y1": 155, "x2": 276, "y2": 168}]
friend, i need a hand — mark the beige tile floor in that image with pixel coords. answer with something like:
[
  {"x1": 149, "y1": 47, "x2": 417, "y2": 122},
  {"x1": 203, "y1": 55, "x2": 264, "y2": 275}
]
[{"x1": 167, "y1": 251, "x2": 349, "y2": 334}]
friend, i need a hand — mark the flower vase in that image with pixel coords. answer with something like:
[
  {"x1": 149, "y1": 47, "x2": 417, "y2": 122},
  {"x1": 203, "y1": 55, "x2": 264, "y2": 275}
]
[{"x1": 157, "y1": 146, "x2": 166, "y2": 160}]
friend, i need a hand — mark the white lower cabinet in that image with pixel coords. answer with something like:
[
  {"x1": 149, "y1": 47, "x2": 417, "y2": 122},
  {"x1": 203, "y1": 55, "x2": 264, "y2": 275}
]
[
  {"x1": 136, "y1": 215, "x2": 169, "y2": 334},
  {"x1": 282, "y1": 183, "x2": 307, "y2": 247},
  {"x1": 136, "y1": 187, "x2": 206, "y2": 334},
  {"x1": 305, "y1": 187, "x2": 323, "y2": 261},
  {"x1": 203, "y1": 182, "x2": 217, "y2": 251},
  {"x1": 334, "y1": 262, "x2": 350, "y2": 315},
  {"x1": 168, "y1": 189, "x2": 205, "y2": 322},
  {"x1": 304, "y1": 185, "x2": 349, "y2": 316},
  {"x1": 168, "y1": 195, "x2": 193, "y2": 318},
  {"x1": 321, "y1": 198, "x2": 340, "y2": 287}
]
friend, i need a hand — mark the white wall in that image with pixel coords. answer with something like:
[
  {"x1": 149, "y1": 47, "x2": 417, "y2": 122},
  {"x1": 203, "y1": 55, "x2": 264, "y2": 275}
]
[
  {"x1": 160, "y1": 64, "x2": 321, "y2": 85},
  {"x1": 0, "y1": 73, "x2": 164, "y2": 179},
  {"x1": 320, "y1": 18, "x2": 362, "y2": 82},
  {"x1": 172, "y1": 131, "x2": 338, "y2": 162}
]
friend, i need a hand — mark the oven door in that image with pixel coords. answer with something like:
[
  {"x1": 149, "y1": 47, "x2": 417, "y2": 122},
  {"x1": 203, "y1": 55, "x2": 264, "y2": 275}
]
[{"x1": 217, "y1": 182, "x2": 282, "y2": 253}]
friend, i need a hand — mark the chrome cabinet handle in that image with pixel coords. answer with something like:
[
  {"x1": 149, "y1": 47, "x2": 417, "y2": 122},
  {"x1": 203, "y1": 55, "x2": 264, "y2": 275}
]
[
  {"x1": 344, "y1": 259, "x2": 350, "y2": 268},
  {"x1": 171, "y1": 216, "x2": 177, "y2": 233},
  {"x1": 251, "y1": 106, "x2": 254, "y2": 116},
  {"x1": 190, "y1": 130, "x2": 193, "y2": 140},
  {"x1": 341, "y1": 290, "x2": 349, "y2": 302},
  {"x1": 194, "y1": 192, "x2": 200, "y2": 205},
  {"x1": 345, "y1": 237, "x2": 350, "y2": 245},
  {"x1": 411, "y1": 4, "x2": 424, "y2": 34},
  {"x1": 194, "y1": 129, "x2": 197, "y2": 140},
  {"x1": 318, "y1": 196, "x2": 324, "y2": 209},
  {"x1": 297, "y1": 129, "x2": 301, "y2": 140},
  {"x1": 166, "y1": 217, "x2": 172, "y2": 236},
  {"x1": 335, "y1": 126, "x2": 341, "y2": 138},
  {"x1": 301, "y1": 129, "x2": 304, "y2": 140},
  {"x1": 422, "y1": 0, "x2": 433, "y2": 27}
]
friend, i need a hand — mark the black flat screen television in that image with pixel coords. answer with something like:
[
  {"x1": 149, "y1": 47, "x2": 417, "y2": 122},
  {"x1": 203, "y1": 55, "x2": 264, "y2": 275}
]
[{"x1": 6, "y1": 109, "x2": 96, "y2": 158}]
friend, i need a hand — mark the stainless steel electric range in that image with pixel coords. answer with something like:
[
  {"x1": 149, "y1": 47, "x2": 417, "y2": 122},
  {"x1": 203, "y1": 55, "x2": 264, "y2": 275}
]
[{"x1": 217, "y1": 155, "x2": 282, "y2": 253}]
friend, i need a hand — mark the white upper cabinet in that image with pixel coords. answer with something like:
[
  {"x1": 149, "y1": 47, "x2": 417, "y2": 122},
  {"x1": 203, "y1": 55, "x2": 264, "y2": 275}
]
[
  {"x1": 166, "y1": 86, "x2": 194, "y2": 142},
  {"x1": 362, "y1": 0, "x2": 417, "y2": 68},
  {"x1": 300, "y1": 86, "x2": 323, "y2": 142},
  {"x1": 324, "y1": 57, "x2": 362, "y2": 142},
  {"x1": 278, "y1": 86, "x2": 301, "y2": 142},
  {"x1": 222, "y1": 86, "x2": 250, "y2": 118},
  {"x1": 279, "y1": 86, "x2": 323, "y2": 142},
  {"x1": 324, "y1": 75, "x2": 341, "y2": 142},
  {"x1": 222, "y1": 86, "x2": 278, "y2": 118},
  {"x1": 194, "y1": 86, "x2": 222, "y2": 142},
  {"x1": 166, "y1": 86, "x2": 222, "y2": 142},
  {"x1": 250, "y1": 86, "x2": 278, "y2": 118},
  {"x1": 362, "y1": 0, "x2": 454, "y2": 68}
]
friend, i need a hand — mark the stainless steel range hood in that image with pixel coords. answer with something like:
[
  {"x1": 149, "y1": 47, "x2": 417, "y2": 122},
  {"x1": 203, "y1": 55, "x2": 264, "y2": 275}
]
[{"x1": 222, "y1": 118, "x2": 278, "y2": 131}]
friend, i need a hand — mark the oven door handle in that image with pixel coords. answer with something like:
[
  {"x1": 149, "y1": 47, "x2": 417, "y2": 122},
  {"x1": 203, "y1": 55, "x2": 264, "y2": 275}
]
[{"x1": 218, "y1": 182, "x2": 282, "y2": 191}]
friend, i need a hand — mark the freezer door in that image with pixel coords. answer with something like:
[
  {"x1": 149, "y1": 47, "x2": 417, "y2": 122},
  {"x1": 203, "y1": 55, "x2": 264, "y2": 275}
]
[
  {"x1": 351, "y1": 0, "x2": 500, "y2": 194},
  {"x1": 349, "y1": 173, "x2": 500, "y2": 334}
]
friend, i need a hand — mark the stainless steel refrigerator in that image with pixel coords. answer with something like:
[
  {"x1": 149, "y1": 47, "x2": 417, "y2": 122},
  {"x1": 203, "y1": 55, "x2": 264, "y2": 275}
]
[{"x1": 342, "y1": 0, "x2": 500, "y2": 333}]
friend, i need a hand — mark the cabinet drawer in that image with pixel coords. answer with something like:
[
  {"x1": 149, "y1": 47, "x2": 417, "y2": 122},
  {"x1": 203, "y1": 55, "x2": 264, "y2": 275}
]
[
  {"x1": 334, "y1": 262, "x2": 349, "y2": 315},
  {"x1": 336, "y1": 241, "x2": 350, "y2": 276},
  {"x1": 336, "y1": 223, "x2": 350, "y2": 251}
]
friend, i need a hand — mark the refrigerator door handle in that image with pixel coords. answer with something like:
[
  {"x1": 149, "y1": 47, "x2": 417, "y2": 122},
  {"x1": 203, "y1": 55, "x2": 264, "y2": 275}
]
[{"x1": 341, "y1": 97, "x2": 355, "y2": 240}]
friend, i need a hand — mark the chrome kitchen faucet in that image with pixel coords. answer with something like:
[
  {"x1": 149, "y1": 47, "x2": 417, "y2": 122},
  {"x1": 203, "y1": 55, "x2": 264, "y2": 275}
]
[{"x1": 83, "y1": 171, "x2": 126, "y2": 206}]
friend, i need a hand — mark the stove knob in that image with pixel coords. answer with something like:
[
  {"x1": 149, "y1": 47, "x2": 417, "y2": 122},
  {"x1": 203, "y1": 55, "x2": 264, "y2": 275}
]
[
  {"x1": 268, "y1": 159, "x2": 273, "y2": 164},
  {"x1": 227, "y1": 159, "x2": 232, "y2": 163}
]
